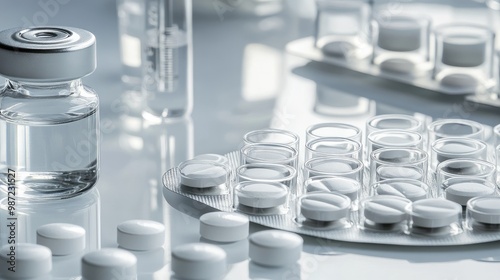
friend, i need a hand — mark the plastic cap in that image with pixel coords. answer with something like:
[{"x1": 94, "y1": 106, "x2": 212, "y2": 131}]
[
  {"x1": 0, "y1": 243, "x2": 52, "y2": 278},
  {"x1": 117, "y1": 220, "x2": 166, "y2": 251},
  {"x1": 82, "y1": 248, "x2": 137, "y2": 280},
  {"x1": 36, "y1": 223, "x2": 86, "y2": 256},
  {"x1": 0, "y1": 26, "x2": 96, "y2": 82},
  {"x1": 171, "y1": 243, "x2": 227, "y2": 280},
  {"x1": 249, "y1": 230, "x2": 303, "y2": 267},
  {"x1": 200, "y1": 212, "x2": 249, "y2": 242}
]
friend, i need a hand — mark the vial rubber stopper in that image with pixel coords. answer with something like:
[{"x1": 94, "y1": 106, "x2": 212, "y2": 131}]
[
  {"x1": 249, "y1": 230, "x2": 303, "y2": 267},
  {"x1": 0, "y1": 243, "x2": 52, "y2": 278},
  {"x1": 117, "y1": 220, "x2": 166, "y2": 251},
  {"x1": 200, "y1": 212, "x2": 249, "y2": 242},
  {"x1": 81, "y1": 248, "x2": 137, "y2": 280},
  {"x1": 36, "y1": 223, "x2": 86, "y2": 256},
  {"x1": 171, "y1": 243, "x2": 227, "y2": 280}
]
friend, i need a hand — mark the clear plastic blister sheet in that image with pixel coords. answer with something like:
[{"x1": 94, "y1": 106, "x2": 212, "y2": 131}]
[{"x1": 163, "y1": 151, "x2": 500, "y2": 246}]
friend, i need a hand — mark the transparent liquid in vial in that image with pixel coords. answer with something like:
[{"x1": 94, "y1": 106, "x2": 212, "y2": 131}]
[{"x1": 0, "y1": 107, "x2": 98, "y2": 199}]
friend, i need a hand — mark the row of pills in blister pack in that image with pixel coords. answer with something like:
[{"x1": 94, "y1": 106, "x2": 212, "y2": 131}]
[
  {"x1": 0, "y1": 216, "x2": 304, "y2": 280},
  {"x1": 315, "y1": 1, "x2": 497, "y2": 92},
  {"x1": 176, "y1": 115, "x2": 500, "y2": 237}
]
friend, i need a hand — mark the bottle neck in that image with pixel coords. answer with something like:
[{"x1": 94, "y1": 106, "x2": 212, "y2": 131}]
[{"x1": 5, "y1": 79, "x2": 83, "y2": 97}]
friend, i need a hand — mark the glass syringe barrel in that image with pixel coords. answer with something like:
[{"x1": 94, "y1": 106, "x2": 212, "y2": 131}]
[{"x1": 143, "y1": 0, "x2": 192, "y2": 118}]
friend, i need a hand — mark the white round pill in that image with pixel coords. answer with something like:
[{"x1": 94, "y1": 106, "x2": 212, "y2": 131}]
[
  {"x1": 200, "y1": 212, "x2": 249, "y2": 242},
  {"x1": 171, "y1": 243, "x2": 227, "y2": 280},
  {"x1": 192, "y1": 154, "x2": 229, "y2": 166},
  {"x1": 436, "y1": 142, "x2": 483, "y2": 163},
  {"x1": 313, "y1": 161, "x2": 353, "y2": 173},
  {"x1": 237, "y1": 182, "x2": 288, "y2": 208},
  {"x1": 445, "y1": 182, "x2": 495, "y2": 206},
  {"x1": 410, "y1": 198, "x2": 461, "y2": 228},
  {"x1": 363, "y1": 196, "x2": 411, "y2": 224},
  {"x1": 375, "y1": 181, "x2": 427, "y2": 201},
  {"x1": 305, "y1": 177, "x2": 360, "y2": 201},
  {"x1": 180, "y1": 161, "x2": 227, "y2": 188},
  {"x1": 0, "y1": 243, "x2": 52, "y2": 278},
  {"x1": 82, "y1": 248, "x2": 137, "y2": 280},
  {"x1": 442, "y1": 36, "x2": 486, "y2": 67},
  {"x1": 241, "y1": 167, "x2": 291, "y2": 180},
  {"x1": 440, "y1": 73, "x2": 478, "y2": 88},
  {"x1": 117, "y1": 220, "x2": 165, "y2": 251},
  {"x1": 376, "y1": 149, "x2": 413, "y2": 162},
  {"x1": 468, "y1": 197, "x2": 500, "y2": 224},
  {"x1": 300, "y1": 193, "x2": 351, "y2": 222},
  {"x1": 36, "y1": 223, "x2": 85, "y2": 256},
  {"x1": 377, "y1": 166, "x2": 423, "y2": 181},
  {"x1": 249, "y1": 230, "x2": 303, "y2": 267}
]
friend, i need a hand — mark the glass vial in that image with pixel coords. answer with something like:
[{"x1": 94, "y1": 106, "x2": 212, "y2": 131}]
[
  {"x1": 142, "y1": 0, "x2": 193, "y2": 118},
  {"x1": 0, "y1": 26, "x2": 99, "y2": 199}
]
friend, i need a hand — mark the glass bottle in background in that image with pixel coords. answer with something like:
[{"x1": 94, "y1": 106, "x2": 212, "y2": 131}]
[
  {"x1": 117, "y1": 0, "x2": 146, "y2": 89},
  {"x1": 0, "y1": 26, "x2": 99, "y2": 200},
  {"x1": 142, "y1": 0, "x2": 193, "y2": 119}
]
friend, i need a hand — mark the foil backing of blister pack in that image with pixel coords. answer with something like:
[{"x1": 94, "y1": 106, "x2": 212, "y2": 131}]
[{"x1": 163, "y1": 151, "x2": 500, "y2": 246}]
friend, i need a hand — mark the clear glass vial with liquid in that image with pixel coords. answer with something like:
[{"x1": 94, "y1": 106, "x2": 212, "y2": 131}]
[
  {"x1": 0, "y1": 26, "x2": 99, "y2": 199},
  {"x1": 142, "y1": 0, "x2": 193, "y2": 119}
]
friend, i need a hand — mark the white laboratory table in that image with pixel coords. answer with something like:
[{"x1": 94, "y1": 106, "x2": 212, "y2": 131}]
[{"x1": 1, "y1": 1, "x2": 500, "y2": 279}]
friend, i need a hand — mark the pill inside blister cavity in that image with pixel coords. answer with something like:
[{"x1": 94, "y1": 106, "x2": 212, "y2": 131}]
[
  {"x1": 299, "y1": 192, "x2": 351, "y2": 223},
  {"x1": 360, "y1": 196, "x2": 411, "y2": 232},
  {"x1": 235, "y1": 181, "x2": 288, "y2": 215},
  {"x1": 193, "y1": 154, "x2": 229, "y2": 166},
  {"x1": 249, "y1": 230, "x2": 303, "y2": 267},
  {"x1": 305, "y1": 176, "x2": 360, "y2": 202},
  {"x1": 432, "y1": 138, "x2": 486, "y2": 167},
  {"x1": 376, "y1": 166, "x2": 423, "y2": 181},
  {"x1": 200, "y1": 212, "x2": 249, "y2": 243},
  {"x1": 179, "y1": 160, "x2": 228, "y2": 188},
  {"x1": 408, "y1": 198, "x2": 462, "y2": 236},
  {"x1": 443, "y1": 179, "x2": 496, "y2": 206},
  {"x1": 237, "y1": 163, "x2": 296, "y2": 184},
  {"x1": 82, "y1": 248, "x2": 137, "y2": 280},
  {"x1": 373, "y1": 180, "x2": 428, "y2": 201},
  {"x1": 467, "y1": 197, "x2": 500, "y2": 231},
  {"x1": 305, "y1": 157, "x2": 362, "y2": 180},
  {"x1": 171, "y1": 243, "x2": 227, "y2": 280}
]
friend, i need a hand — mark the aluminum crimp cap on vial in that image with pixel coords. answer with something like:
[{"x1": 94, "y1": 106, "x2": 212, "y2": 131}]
[{"x1": 0, "y1": 26, "x2": 96, "y2": 82}]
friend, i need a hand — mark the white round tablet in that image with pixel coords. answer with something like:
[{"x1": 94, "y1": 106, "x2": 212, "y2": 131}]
[
  {"x1": 445, "y1": 182, "x2": 495, "y2": 206},
  {"x1": 300, "y1": 193, "x2": 351, "y2": 222},
  {"x1": 313, "y1": 161, "x2": 353, "y2": 173},
  {"x1": 377, "y1": 166, "x2": 423, "y2": 181},
  {"x1": 375, "y1": 181, "x2": 427, "y2": 201},
  {"x1": 36, "y1": 223, "x2": 86, "y2": 256},
  {"x1": 363, "y1": 196, "x2": 411, "y2": 224},
  {"x1": 237, "y1": 182, "x2": 288, "y2": 208},
  {"x1": 468, "y1": 197, "x2": 500, "y2": 224},
  {"x1": 305, "y1": 177, "x2": 360, "y2": 201},
  {"x1": 117, "y1": 220, "x2": 165, "y2": 251},
  {"x1": 0, "y1": 243, "x2": 52, "y2": 278},
  {"x1": 242, "y1": 167, "x2": 288, "y2": 179},
  {"x1": 249, "y1": 230, "x2": 303, "y2": 267},
  {"x1": 200, "y1": 212, "x2": 249, "y2": 242},
  {"x1": 82, "y1": 248, "x2": 137, "y2": 280},
  {"x1": 436, "y1": 142, "x2": 483, "y2": 163},
  {"x1": 171, "y1": 243, "x2": 227, "y2": 280},
  {"x1": 409, "y1": 198, "x2": 461, "y2": 228},
  {"x1": 440, "y1": 73, "x2": 478, "y2": 88},
  {"x1": 180, "y1": 161, "x2": 227, "y2": 188}
]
